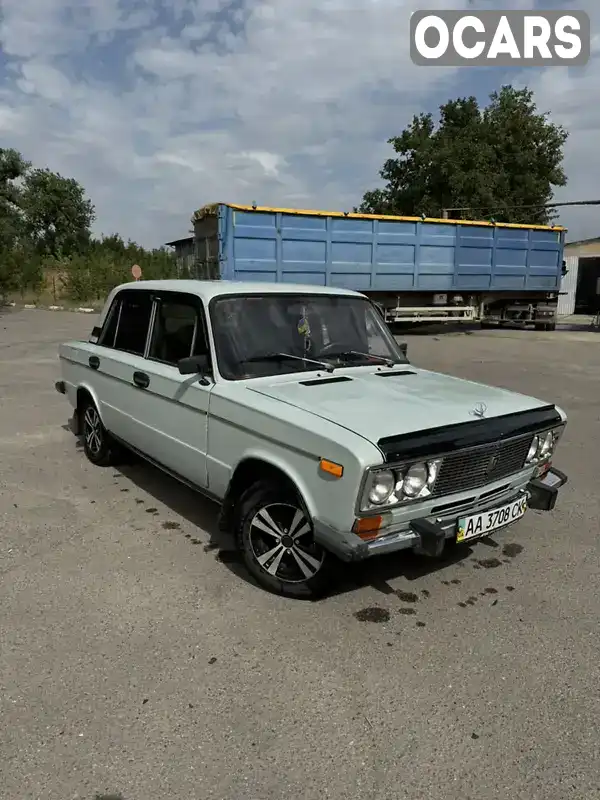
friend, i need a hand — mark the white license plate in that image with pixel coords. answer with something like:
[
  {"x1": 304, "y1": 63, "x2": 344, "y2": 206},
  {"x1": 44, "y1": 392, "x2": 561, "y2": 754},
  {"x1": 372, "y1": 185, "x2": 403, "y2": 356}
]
[{"x1": 457, "y1": 496, "x2": 527, "y2": 543}]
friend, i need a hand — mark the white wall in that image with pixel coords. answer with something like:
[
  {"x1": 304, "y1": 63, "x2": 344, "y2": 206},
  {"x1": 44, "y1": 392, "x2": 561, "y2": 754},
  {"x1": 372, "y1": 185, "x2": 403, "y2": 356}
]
[{"x1": 557, "y1": 256, "x2": 579, "y2": 316}]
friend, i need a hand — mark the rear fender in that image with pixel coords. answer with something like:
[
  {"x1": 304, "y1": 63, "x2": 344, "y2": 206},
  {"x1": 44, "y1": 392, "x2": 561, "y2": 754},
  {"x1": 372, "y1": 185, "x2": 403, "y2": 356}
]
[{"x1": 73, "y1": 381, "x2": 106, "y2": 432}]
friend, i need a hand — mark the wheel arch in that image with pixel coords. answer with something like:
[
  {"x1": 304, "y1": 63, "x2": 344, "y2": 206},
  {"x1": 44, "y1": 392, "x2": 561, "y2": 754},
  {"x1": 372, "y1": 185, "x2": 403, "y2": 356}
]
[
  {"x1": 218, "y1": 452, "x2": 317, "y2": 534},
  {"x1": 74, "y1": 383, "x2": 104, "y2": 434}
]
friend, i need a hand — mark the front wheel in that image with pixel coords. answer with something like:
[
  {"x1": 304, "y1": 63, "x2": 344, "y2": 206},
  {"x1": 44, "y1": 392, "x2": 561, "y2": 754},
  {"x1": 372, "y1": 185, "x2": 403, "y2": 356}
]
[{"x1": 235, "y1": 481, "x2": 332, "y2": 599}]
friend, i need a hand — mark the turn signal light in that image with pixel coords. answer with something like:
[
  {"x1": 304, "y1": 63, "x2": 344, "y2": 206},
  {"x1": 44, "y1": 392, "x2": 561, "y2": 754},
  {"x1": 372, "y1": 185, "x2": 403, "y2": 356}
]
[
  {"x1": 319, "y1": 458, "x2": 344, "y2": 478},
  {"x1": 352, "y1": 516, "x2": 382, "y2": 540}
]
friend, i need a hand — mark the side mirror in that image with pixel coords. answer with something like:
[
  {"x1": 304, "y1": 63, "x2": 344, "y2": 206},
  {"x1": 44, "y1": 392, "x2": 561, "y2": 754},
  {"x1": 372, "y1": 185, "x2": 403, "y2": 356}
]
[{"x1": 178, "y1": 354, "x2": 209, "y2": 375}]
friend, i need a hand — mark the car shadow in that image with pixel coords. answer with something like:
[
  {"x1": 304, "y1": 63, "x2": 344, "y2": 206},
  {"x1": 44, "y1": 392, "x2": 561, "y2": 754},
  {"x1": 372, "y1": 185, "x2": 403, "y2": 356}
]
[
  {"x1": 116, "y1": 457, "x2": 229, "y2": 549},
  {"x1": 328, "y1": 539, "x2": 491, "y2": 599},
  {"x1": 99, "y1": 446, "x2": 487, "y2": 600},
  {"x1": 392, "y1": 321, "x2": 480, "y2": 337}
]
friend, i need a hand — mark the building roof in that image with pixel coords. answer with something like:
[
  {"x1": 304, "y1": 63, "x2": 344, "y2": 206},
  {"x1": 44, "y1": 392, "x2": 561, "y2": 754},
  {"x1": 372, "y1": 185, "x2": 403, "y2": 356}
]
[
  {"x1": 165, "y1": 236, "x2": 194, "y2": 247},
  {"x1": 565, "y1": 236, "x2": 600, "y2": 248},
  {"x1": 110, "y1": 279, "x2": 363, "y2": 302},
  {"x1": 192, "y1": 201, "x2": 566, "y2": 232}
]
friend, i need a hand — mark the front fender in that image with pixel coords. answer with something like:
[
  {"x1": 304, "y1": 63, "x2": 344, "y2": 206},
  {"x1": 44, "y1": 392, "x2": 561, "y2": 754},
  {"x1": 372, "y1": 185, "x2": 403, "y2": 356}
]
[{"x1": 229, "y1": 446, "x2": 319, "y2": 520}]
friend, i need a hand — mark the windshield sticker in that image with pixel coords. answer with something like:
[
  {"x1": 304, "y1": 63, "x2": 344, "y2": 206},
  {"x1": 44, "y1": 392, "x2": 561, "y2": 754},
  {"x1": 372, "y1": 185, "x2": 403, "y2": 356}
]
[
  {"x1": 297, "y1": 316, "x2": 310, "y2": 336},
  {"x1": 297, "y1": 315, "x2": 312, "y2": 353}
]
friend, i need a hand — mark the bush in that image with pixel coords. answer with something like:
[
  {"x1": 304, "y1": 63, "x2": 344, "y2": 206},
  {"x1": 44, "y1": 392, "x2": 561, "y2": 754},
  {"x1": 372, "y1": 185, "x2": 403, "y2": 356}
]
[
  {"x1": 57, "y1": 246, "x2": 179, "y2": 302},
  {"x1": 58, "y1": 252, "x2": 129, "y2": 302},
  {"x1": 0, "y1": 246, "x2": 44, "y2": 301},
  {"x1": 1, "y1": 242, "x2": 180, "y2": 305}
]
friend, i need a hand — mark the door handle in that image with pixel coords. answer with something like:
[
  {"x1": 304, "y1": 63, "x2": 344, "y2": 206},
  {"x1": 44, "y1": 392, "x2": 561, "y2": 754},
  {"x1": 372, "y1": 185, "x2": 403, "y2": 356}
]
[
  {"x1": 89, "y1": 355, "x2": 100, "y2": 370},
  {"x1": 133, "y1": 371, "x2": 150, "y2": 389}
]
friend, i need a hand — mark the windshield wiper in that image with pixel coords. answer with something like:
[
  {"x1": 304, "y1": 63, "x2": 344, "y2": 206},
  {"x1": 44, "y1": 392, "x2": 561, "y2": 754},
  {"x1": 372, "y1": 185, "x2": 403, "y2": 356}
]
[
  {"x1": 318, "y1": 350, "x2": 395, "y2": 367},
  {"x1": 240, "y1": 352, "x2": 334, "y2": 373}
]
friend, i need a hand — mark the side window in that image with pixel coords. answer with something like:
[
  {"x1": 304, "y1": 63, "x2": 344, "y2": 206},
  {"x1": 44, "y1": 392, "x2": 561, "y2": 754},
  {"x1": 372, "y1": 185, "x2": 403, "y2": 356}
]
[
  {"x1": 113, "y1": 292, "x2": 153, "y2": 356},
  {"x1": 148, "y1": 298, "x2": 208, "y2": 365}
]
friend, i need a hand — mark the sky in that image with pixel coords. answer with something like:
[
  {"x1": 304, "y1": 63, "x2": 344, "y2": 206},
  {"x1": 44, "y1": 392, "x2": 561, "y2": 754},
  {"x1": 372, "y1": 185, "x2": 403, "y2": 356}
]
[{"x1": 0, "y1": 0, "x2": 598, "y2": 248}]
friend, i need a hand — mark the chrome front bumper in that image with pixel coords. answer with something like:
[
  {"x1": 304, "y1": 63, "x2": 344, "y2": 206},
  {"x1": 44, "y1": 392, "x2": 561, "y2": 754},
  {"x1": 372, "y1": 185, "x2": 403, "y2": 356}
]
[{"x1": 313, "y1": 467, "x2": 568, "y2": 562}]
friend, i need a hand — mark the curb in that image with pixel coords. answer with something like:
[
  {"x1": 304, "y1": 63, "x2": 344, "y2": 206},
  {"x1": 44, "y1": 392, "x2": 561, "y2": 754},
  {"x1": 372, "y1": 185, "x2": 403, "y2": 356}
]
[{"x1": 2, "y1": 303, "x2": 100, "y2": 314}]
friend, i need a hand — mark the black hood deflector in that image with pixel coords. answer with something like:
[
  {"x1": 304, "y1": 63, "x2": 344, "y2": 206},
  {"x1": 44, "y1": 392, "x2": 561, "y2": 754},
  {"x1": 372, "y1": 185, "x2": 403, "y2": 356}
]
[{"x1": 378, "y1": 404, "x2": 562, "y2": 463}]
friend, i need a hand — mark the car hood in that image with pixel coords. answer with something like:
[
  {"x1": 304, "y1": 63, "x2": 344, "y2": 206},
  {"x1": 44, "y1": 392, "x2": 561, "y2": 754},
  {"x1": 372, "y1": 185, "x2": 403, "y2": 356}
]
[{"x1": 247, "y1": 367, "x2": 549, "y2": 445}]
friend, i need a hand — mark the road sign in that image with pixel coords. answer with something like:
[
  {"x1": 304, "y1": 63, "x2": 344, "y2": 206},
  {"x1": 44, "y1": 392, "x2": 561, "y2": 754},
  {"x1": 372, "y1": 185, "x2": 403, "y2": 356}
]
[{"x1": 131, "y1": 264, "x2": 142, "y2": 280}]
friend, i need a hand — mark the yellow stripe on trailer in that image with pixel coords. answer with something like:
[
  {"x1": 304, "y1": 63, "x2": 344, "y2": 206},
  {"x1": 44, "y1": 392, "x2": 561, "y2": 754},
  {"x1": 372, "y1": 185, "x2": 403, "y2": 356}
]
[{"x1": 193, "y1": 202, "x2": 566, "y2": 233}]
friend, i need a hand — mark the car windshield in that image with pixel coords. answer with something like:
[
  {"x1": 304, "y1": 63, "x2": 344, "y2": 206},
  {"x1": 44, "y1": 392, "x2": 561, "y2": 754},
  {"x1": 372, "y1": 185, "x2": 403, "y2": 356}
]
[{"x1": 210, "y1": 293, "x2": 407, "y2": 380}]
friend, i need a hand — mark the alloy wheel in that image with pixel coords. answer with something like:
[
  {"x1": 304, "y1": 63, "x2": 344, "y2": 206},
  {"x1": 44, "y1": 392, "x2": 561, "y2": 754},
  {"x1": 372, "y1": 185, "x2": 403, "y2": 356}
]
[
  {"x1": 84, "y1": 406, "x2": 103, "y2": 456},
  {"x1": 249, "y1": 502, "x2": 325, "y2": 583}
]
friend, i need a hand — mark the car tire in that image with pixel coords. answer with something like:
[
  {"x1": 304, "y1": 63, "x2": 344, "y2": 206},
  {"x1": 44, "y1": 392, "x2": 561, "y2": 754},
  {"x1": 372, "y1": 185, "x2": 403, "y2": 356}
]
[
  {"x1": 80, "y1": 397, "x2": 120, "y2": 467},
  {"x1": 235, "y1": 480, "x2": 332, "y2": 599}
]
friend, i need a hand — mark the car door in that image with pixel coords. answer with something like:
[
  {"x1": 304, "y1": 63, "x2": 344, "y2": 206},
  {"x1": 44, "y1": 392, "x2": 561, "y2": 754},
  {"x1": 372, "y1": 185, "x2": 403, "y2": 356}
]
[
  {"x1": 89, "y1": 288, "x2": 156, "y2": 449},
  {"x1": 132, "y1": 291, "x2": 214, "y2": 490}
]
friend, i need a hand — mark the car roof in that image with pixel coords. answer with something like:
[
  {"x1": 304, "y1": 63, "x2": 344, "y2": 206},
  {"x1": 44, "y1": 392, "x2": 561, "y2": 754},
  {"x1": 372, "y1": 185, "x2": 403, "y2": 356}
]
[{"x1": 112, "y1": 279, "x2": 364, "y2": 301}]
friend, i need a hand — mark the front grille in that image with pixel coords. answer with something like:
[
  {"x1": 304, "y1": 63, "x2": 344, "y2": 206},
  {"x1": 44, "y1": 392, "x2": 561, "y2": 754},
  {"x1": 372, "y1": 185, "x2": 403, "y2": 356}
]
[{"x1": 432, "y1": 434, "x2": 533, "y2": 497}]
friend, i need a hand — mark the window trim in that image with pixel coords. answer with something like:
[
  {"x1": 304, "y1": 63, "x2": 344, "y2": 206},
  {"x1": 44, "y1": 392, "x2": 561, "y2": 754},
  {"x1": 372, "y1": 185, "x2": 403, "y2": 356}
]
[
  {"x1": 144, "y1": 290, "x2": 212, "y2": 369},
  {"x1": 97, "y1": 294, "x2": 121, "y2": 348}
]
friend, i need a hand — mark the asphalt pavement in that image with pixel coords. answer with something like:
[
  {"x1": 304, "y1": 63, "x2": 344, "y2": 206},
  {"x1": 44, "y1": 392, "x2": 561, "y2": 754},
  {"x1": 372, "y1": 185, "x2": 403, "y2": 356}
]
[{"x1": 1, "y1": 308, "x2": 599, "y2": 800}]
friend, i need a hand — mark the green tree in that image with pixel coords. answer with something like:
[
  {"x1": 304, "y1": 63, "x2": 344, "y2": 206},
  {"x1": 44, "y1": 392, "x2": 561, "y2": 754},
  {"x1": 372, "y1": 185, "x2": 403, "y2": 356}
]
[
  {"x1": 358, "y1": 86, "x2": 568, "y2": 225},
  {"x1": 20, "y1": 168, "x2": 96, "y2": 259},
  {"x1": 0, "y1": 147, "x2": 178, "y2": 304},
  {"x1": 0, "y1": 149, "x2": 30, "y2": 298}
]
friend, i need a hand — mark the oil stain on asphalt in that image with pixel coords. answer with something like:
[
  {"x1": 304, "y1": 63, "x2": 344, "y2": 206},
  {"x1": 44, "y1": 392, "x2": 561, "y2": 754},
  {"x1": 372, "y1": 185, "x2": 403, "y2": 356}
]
[
  {"x1": 354, "y1": 607, "x2": 391, "y2": 623},
  {"x1": 476, "y1": 557, "x2": 503, "y2": 569},
  {"x1": 502, "y1": 543, "x2": 524, "y2": 558},
  {"x1": 396, "y1": 590, "x2": 419, "y2": 603},
  {"x1": 457, "y1": 585, "x2": 516, "y2": 608}
]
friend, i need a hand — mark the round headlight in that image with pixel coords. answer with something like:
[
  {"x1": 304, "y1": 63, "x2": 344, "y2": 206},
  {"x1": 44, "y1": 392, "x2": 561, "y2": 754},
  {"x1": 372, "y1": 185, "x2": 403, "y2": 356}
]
[
  {"x1": 540, "y1": 430, "x2": 554, "y2": 456},
  {"x1": 403, "y1": 463, "x2": 428, "y2": 498},
  {"x1": 368, "y1": 470, "x2": 395, "y2": 505},
  {"x1": 526, "y1": 435, "x2": 540, "y2": 462}
]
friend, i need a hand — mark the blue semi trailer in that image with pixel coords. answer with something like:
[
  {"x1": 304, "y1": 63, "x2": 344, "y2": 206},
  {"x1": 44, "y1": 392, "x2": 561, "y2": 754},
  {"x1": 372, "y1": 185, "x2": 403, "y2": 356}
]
[{"x1": 189, "y1": 202, "x2": 566, "y2": 330}]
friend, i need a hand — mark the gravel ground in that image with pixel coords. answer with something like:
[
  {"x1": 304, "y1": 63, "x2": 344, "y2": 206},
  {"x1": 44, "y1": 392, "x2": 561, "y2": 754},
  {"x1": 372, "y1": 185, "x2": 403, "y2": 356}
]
[{"x1": 1, "y1": 308, "x2": 599, "y2": 800}]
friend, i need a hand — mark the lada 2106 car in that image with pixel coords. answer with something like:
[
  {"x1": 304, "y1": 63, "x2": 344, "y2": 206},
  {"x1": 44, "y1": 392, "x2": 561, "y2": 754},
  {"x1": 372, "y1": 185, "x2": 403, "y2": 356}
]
[{"x1": 56, "y1": 280, "x2": 568, "y2": 598}]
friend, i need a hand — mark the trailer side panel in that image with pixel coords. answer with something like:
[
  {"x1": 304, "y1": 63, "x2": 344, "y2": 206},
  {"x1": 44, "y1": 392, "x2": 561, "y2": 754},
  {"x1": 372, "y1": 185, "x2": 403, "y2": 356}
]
[{"x1": 216, "y1": 205, "x2": 564, "y2": 292}]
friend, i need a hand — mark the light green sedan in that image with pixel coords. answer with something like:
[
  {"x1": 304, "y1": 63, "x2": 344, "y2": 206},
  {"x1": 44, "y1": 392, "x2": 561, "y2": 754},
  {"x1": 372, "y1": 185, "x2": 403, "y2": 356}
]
[{"x1": 56, "y1": 280, "x2": 568, "y2": 598}]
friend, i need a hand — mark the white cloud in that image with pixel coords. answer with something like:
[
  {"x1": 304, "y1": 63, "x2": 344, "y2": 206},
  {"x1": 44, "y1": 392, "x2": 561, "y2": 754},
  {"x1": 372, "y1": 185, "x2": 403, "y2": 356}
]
[
  {"x1": 17, "y1": 62, "x2": 72, "y2": 102},
  {"x1": 0, "y1": 0, "x2": 598, "y2": 246}
]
